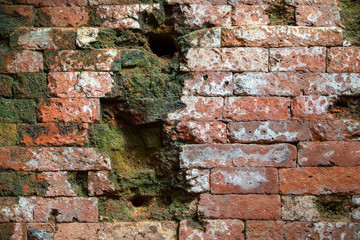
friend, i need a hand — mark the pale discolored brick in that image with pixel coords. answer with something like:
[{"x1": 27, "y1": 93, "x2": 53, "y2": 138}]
[
  {"x1": 167, "y1": 96, "x2": 223, "y2": 121},
  {"x1": 0, "y1": 50, "x2": 43, "y2": 74},
  {"x1": 88, "y1": 171, "x2": 115, "y2": 196},
  {"x1": 181, "y1": 48, "x2": 268, "y2": 72},
  {"x1": 327, "y1": 47, "x2": 360, "y2": 73},
  {"x1": 232, "y1": 5, "x2": 269, "y2": 26},
  {"x1": 185, "y1": 169, "x2": 210, "y2": 193},
  {"x1": 269, "y1": 47, "x2": 326, "y2": 72},
  {"x1": 222, "y1": 26, "x2": 343, "y2": 47},
  {"x1": 48, "y1": 72, "x2": 114, "y2": 98},
  {"x1": 281, "y1": 195, "x2": 320, "y2": 221},
  {"x1": 179, "y1": 220, "x2": 244, "y2": 240},
  {"x1": 227, "y1": 120, "x2": 311, "y2": 143},
  {"x1": 38, "y1": 98, "x2": 100, "y2": 123},
  {"x1": 0, "y1": 197, "x2": 35, "y2": 222},
  {"x1": 296, "y1": 5, "x2": 340, "y2": 27},
  {"x1": 224, "y1": 97, "x2": 290, "y2": 121},
  {"x1": 37, "y1": 172, "x2": 76, "y2": 197},
  {"x1": 182, "y1": 72, "x2": 233, "y2": 96},
  {"x1": 211, "y1": 167, "x2": 278, "y2": 194},
  {"x1": 280, "y1": 167, "x2": 360, "y2": 194},
  {"x1": 27, "y1": 223, "x2": 55, "y2": 240},
  {"x1": 291, "y1": 96, "x2": 332, "y2": 119},
  {"x1": 286, "y1": 0, "x2": 339, "y2": 5},
  {"x1": 198, "y1": 194, "x2": 281, "y2": 219},
  {"x1": 353, "y1": 196, "x2": 360, "y2": 206},
  {"x1": 0, "y1": 147, "x2": 111, "y2": 171},
  {"x1": 180, "y1": 144, "x2": 296, "y2": 168},
  {"x1": 233, "y1": 72, "x2": 303, "y2": 96},
  {"x1": 298, "y1": 141, "x2": 360, "y2": 167},
  {"x1": 353, "y1": 208, "x2": 360, "y2": 222},
  {"x1": 185, "y1": 28, "x2": 222, "y2": 48}
]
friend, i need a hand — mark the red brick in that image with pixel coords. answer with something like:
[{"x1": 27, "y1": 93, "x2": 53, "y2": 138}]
[
  {"x1": 177, "y1": 4, "x2": 231, "y2": 28},
  {"x1": 298, "y1": 141, "x2": 360, "y2": 167},
  {"x1": 224, "y1": 97, "x2": 290, "y2": 121},
  {"x1": 179, "y1": 220, "x2": 244, "y2": 240},
  {"x1": 228, "y1": 0, "x2": 271, "y2": 4},
  {"x1": 166, "y1": 0, "x2": 227, "y2": 4},
  {"x1": 232, "y1": 5, "x2": 269, "y2": 25},
  {"x1": 287, "y1": 0, "x2": 338, "y2": 5},
  {"x1": 303, "y1": 73, "x2": 360, "y2": 96},
  {"x1": 0, "y1": 223, "x2": 26, "y2": 239},
  {"x1": 18, "y1": 123, "x2": 89, "y2": 146},
  {"x1": 168, "y1": 97, "x2": 223, "y2": 121},
  {"x1": 0, "y1": 50, "x2": 43, "y2": 74},
  {"x1": 0, "y1": 197, "x2": 35, "y2": 222},
  {"x1": 309, "y1": 118, "x2": 360, "y2": 141},
  {"x1": 185, "y1": 169, "x2": 210, "y2": 193},
  {"x1": 222, "y1": 26, "x2": 343, "y2": 47},
  {"x1": 211, "y1": 167, "x2": 278, "y2": 194},
  {"x1": 198, "y1": 194, "x2": 281, "y2": 219},
  {"x1": 269, "y1": 47, "x2": 326, "y2": 72},
  {"x1": 33, "y1": 197, "x2": 98, "y2": 222},
  {"x1": 27, "y1": 0, "x2": 88, "y2": 6},
  {"x1": 54, "y1": 223, "x2": 100, "y2": 240},
  {"x1": 37, "y1": 172, "x2": 76, "y2": 197},
  {"x1": 37, "y1": 7, "x2": 89, "y2": 27},
  {"x1": 247, "y1": 221, "x2": 360, "y2": 239},
  {"x1": 227, "y1": 120, "x2": 311, "y2": 143},
  {"x1": 280, "y1": 167, "x2": 360, "y2": 194},
  {"x1": 181, "y1": 48, "x2": 268, "y2": 72},
  {"x1": 48, "y1": 72, "x2": 114, "y2": 98},
  {"x1": 180, "y1": 143, "x2": 296, "y2": 168},
  {"x1": 27, "y1": 223, "x2": 55, "y2": 240},
  {"x1": 291, "y1": 96, "x2": 332, "y2": 119},
  {"x1": 233, "y1": 72, "x2": 303, "y2": 96},
  {"x1": 182, "y1": 72, "x2": 233, "y2": 96},
  {"x1": 327, "y1": 47, "x2": 360, "y2": 73},
  {"x1": 0, "y1": 147, "x2": 111, "y2": 171},
  {"x1": 38, "y1": 98, "x2": 100, "y2": 123},
  {"x1": 12, "y1": 28, "x2": 75, "y2": 50},
  {"x1": 49, "y1": 50, "x2": 120, "y2": 71},
  {"x1": 171, "y1": 121, "x2": 227, "y2": 143},
  {"x1": 88, "y1": 171, "x2": 115, "y2": 196},
  {"x1": 296, "y1": 5, "x2": 340, "y2": 27}
]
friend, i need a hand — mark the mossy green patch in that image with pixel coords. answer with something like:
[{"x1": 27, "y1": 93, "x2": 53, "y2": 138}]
[
  {"x1": 67, "y1": 172, "x2": 88, "y2": 197},
  {"x1": 265, "y1": 0, "x2": 295, "y2": 26},
  {"x1": 0, "y1": 6, "x2": 32, "y2": 38},
  {"x1": 316, "y1": 195, "x2": 351, "y2": 219},
  {"x1": 340, "y1": 0, "x2": 360, "y2": 45},
  {"x1": 12, "y1": 73, "x2": 48, "y2": 98},
  {"x1": 0, "y1": 223, "x2": 15, "y2": 240},
  {"x1": 0, "y1": 171, "x2": 37, "y2": 196},
  {"x1": 0, "y1": 74, "x2": 13, "y2": 97},
  {"x1": 0, "y1": 98, "x2": 37, "y2": 123},
  {"x1": 0, "y1": 123, "x2": 17, "y2": 146}
]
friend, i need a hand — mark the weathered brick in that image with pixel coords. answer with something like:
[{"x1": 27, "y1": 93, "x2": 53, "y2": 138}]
[
  {"x1": 291, "y1": 96, "x2": 332, "y2": 119},
  {"x1": 224, "y1": 97, "x2": 290, "y2": 121},
  {"x1": 0, "y1": 172, "x2": 37, "y2": 196},
  {"x1": 166, "y1": 0, "x2": 227, "y2": 4},
  {"x1": 286, "y1": 0, "x2": 338, "y2": 5},
  {"x1": 179, "y1": 220, "x2": 244, "y2": 240},
  {"x1": 227, "y1": 120, "x2": 311, "y2": 143},
  {"x1": 27, "y1": 0, "x2": 88, "y2": 6},
  {"x1": 0, "y1": 74, "x2": 13, "y2": 97},
  {"x1": 233, "y1": 72, "x2": 303, "y2": 96},
  {"x1": 10, "y1": 28, "x2": 76, "y2": 50},
  {"x1": 167, "y1": 96, "x2": 223, "y2": 121},
  {"x1": 181, "y1": 48, "x2": 268, "y2": 72},
  {"x1": 0, "y1": 124, "x2": 17, "y2": 146},
  {"x1": 281, "y1": 195, "x2": 320, "y2": 221},
  {"x1": 18, "y1": 123, "x2": 89, "y2": 146},
  {"x1": 180, "y1": 143, "x2": 296, "y2": 168},
  {"x1": 280, "y1": 167, "x2": 360, "y2": 194},
  {"x1": 211, "y1": 167, "x2": 278, "y2": 194},
  {"x1": 38, "y1": 98, "x2": 100, "y2": 123},
  {"x1": 12, "y1": 73, "x2": 48, "y2": 98},
  {"x1": 48, "y1": 50, "x2": 120, "y2": 71},
  {"x1": 298, "y1": 141, "x2": 360, "y2": 167},
  {"x1": 95, "y1": 4, "x2": 159, "y2": 29},
  {"x1": 88, "y1": 171, "x2": 115, "y2": 196},
  {"x1": 177, "y1": 4, "x2": 231, "y2": 28},
  {"x1": 0, "y1": 50, "x2": 43, "y2": 73},
  {"x1": 353, "y1": 196, "x2": 360, "y2": 206},
  {"x1": 327, "y1": 47, "x2": 360, "y2": 73},
  {"x1": 0, "y1": 197, "x2": 35, "y2": 222},
  {"x1": 185, "y1": 169, "x2": 210, "y2": 193},
  {"x1": 183, "y1": 28, "x2": 221, "y2": 48},
  {"x1": 353, "y1": 208, "x2": 360, "y2": 222},
  {"x1": 247, "y1": 221, "x2": 360, "y2": 239},
  {"x1": 37, "y1": 172, "x2": 76, "y2": 197},
  {"x1": 310, "y1": 119, "x2": 360, "y2": 141},
  {"x1": 27, "y1": 223, "x2": 54, "y2": 240},
  {"x1": 198, "y1": 194, "x2": 281, "y2": 219},
  {"x1": 232, "y1": 5, "x2": 269, "y2": 25},
  {"x1": 33, "y1": 197, "x2": 98, "y2": 222},
  {"x1": 222, "y1": 26, "x2": 343, "y2": 47},
  {"x1": 182, "y1": 72, "x2": 233, "y2": 96},
  {"x1": 48, "y1": 72, "x2": 114, "y2": 98},
  {"x1": 0, "y1": 147, "x2": 111, "y2": 171},
  {"x1": 0, "y1": 98, "x2": 37, "y2": 123},
  {"x1": 36, "y1": 7, "x2": 89, "y2": 27},
  {"x1": 54, "y1": 223, "x2": 100, "y2": 239},
  {"x1": 0, "y1": 223, "x2": 26, "y2": 240},
  {"x1": 171, "y1": 121, "x2": 227, "y2": 143},
  {"x1": 303, "y1": 73, "x2": 360, "y2": 96},
  {"x1": 296, "y1": 5, "x2": 340, "y2": 27},
  {"x1": 269, "y1": 47, "x2": 326, "y2": 72},
  {"x1": 228, "y1": 0, "x2": 271, "y2": 4}
]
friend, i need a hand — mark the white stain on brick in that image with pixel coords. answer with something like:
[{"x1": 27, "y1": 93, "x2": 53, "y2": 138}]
[
  {"x1": 76, "y1": 28, "x2": 99, "y2": 48},
  {"x1": 185, "y1": 169, "x2": 210, "y2": 193},
  {"x1": 18, "y1": 28, "x2": 57, "y2": 50},
  {"x1": 213, "y1": 169, "x2": 268, "y2": 190}
]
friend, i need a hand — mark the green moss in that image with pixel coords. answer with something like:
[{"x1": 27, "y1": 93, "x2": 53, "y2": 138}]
[
  {"x1": 88, "y1": 29, "x2": 117, "y2": 49},
  {"x1": 0, "y1": 123, "x2": 17, "y2": 146},
  {"x1": 0, "y1": 171, "x2": 37, "y2": 196},
  {"x1": 340, "y1": 0, "x2": 360, "y2": 45},
  {"x1": 67, "y1": 172, "x2": 88, "y2": 197},
  {"x1": 0, "y1": 98, "x2": 37, "y2": 123},
  {"x1": 0, "y1": 74, "x2": 13, "y2": 97},
  {"x1": 265, "y1": 0, "x2": 295, "y2": 25},
  {"x1": 316, "y1": 196, "x2": 351, "y2": 219},
  {"x1": 0, "y1": 6, "x2": 31, "y2": 38},
  {"x1": 0, "y1": 223, "x2": 15, "y2": 240},
  {"x1": 12, "y1": 73, "x2": 48, "y2": 98}
]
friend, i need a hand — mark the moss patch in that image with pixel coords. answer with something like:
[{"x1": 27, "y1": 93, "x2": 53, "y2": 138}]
[
  {"x1": 316, "y1": 195, "x2": 351, "y2": 219},
  {"x1": 0, "y1": 223, "x2": 15, "y2": 240},
  {"x1": 0, "y1": 98, "x2": 37, "y2": 123},
  {"x1": 0, "y1": 171, "x2": 37, "y2": 196},
  {"x1": 265, "y1": 0, "x2": 296, "y2": 26},
  {"x1": 340, "y1": 0, "x2": 360, "y2": 45},
  {"x1": 0, "y1": 123, "x2": 17, "y2": 146},
  {"x1": 67, "y1": 172, "x2": 88, "y2": 197}
]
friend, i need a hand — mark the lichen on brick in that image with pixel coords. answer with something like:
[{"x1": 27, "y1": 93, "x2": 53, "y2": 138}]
[{"x1": 340, "y1": 0, "x2": 360, "y2": 45}]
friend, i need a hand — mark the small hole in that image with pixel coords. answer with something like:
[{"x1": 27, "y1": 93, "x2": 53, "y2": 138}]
[
  {"x1": 147, "y1": 33, "x2": 177, "y2": 58},
  {"x1": 131, "y1": 195, "x2": 153, "y2": 207}
]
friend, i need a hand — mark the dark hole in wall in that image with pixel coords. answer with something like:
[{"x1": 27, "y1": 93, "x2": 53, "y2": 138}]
[
  {"x1": 131, "y1": 195, "x2": 153, "y2": 207},
  {"x1": 329, "y1": 96, "x2": 360, "y2": 120},
  {"x1": 147, "y1": 33, "x2": 177, "y2": 58},
  {"x1": 316, "y1": 195, "x2": 351, "y2": 219}
]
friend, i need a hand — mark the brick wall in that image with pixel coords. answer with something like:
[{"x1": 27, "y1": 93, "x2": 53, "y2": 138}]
[{"x1": 0, "y1": 0, "x2": 360, "y2": 239}]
